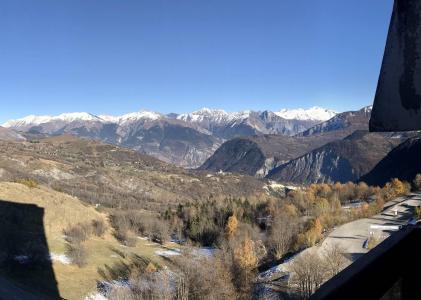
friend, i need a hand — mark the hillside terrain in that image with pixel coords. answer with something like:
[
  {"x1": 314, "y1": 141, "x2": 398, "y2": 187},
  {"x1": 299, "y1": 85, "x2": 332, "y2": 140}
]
[
  {"x1": 297, "y1": 106, "x2": 372, "y2": 138},
  {"x1": 3, "y1": 108, "x2": 335, "y2": 168},
  {"x1": 200, "y1": 107, "x2": 373, "y2": 178},
  {"x1": 0, "y1": 136, "x2": 275, "y2": 211},
  {"x1": 361, "y1": 135, "x2": 421, "y2": 186},
  {"x1": 0, "y1": 182, "x2": 183, "y2": 300},
  {"x1": 0, "y1": 127, "x2": 25, "y2": 141},
  {"x1": 267, "y1": 131, "x2": 407, "y2": 184},
  {"x1": 0, "y1": 136, "x2": 283, "y2": 299},
  {"x1": 199, "y1": 134, "x2": 342, "y2": 177}
]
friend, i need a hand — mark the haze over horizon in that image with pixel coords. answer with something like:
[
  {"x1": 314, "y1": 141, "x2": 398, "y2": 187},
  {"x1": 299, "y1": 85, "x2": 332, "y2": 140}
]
[{"x1": 0, "y1": 0, "x2": 393, "y2": 123}]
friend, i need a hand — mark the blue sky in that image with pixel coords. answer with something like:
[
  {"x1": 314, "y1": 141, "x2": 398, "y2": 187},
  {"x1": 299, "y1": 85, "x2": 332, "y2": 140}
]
[{"x1": 0, "y1": 0, "x2": 393, "y2": 123}]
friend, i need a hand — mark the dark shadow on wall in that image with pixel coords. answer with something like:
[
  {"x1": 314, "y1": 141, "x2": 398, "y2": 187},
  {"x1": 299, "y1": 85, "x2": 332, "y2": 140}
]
[{"x1": 0, "y1": 200, "x2": 60, "y2": 299}]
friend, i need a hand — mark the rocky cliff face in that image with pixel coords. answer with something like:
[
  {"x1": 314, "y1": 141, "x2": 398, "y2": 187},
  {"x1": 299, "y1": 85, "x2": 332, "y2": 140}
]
[
  {"x1": 199, "y1": 134, "x2": 339, "y2": 177},
  {"x1": 298, "y1": 106, "x2": 372, "y2": 137},
  {"x1": 267, "y1": 131, "x2": 406, "y2": 184}
]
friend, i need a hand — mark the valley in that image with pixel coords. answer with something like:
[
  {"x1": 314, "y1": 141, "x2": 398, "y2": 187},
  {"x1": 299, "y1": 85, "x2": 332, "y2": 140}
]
[
  {"x1": 1, "y1": 106, "x2": 421, "y2": 300},
  {"x1": 2, "y1": 107, "x2": 335, "y2": 169}
]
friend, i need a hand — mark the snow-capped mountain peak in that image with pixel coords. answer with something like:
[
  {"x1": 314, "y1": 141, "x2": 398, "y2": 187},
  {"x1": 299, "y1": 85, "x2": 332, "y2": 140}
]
[
  {"x1": 2, "y1": 115, "x2": 53, "y2": 128},
  {"x1": 3, "y1": 110, "x2": 163, "y2": 129},
  {"x1": 54, "y1": 112, "x2": 101, "y2": 122},
  {"x1": 100, "y1": 111, "x2": 162, "y2": 123},
  {"x1": 3, "y1": 112, "x2": 102, "y2": 128},
  {"x1": 115, "y1": 111, "x2": 162, "y2": 124},
  {"x1": 275, "y1": 106, "x2": 337, "y2": 121},
  {"x1": 177, "y1": 107, "x2": 252, "y2": 124}
]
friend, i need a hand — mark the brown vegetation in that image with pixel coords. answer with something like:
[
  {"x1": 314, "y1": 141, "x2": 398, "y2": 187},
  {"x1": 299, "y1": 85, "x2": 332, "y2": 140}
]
[
  {"x1": 14, "y1": 178, "x2": 39, "y2": 189},
  {"x1": 290, "y1": 244, "x2": 349, "y2": 299},
  {"x1": 65, "y1": 243, "x2": 88, "y2": 268},
  {"x1": 63, "y1": 219, "x2": 106, "y2": 267}
]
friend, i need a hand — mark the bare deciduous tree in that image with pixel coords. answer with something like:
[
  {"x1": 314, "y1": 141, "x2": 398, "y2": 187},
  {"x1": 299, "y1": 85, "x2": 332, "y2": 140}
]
[
  {"x1": 290, "y1": 251, "x2": 326, "y2": 299},
  {"x1": 267, "y1": 213, "x2": 298, "y2": 260},
  {"x1": 323, "y1": 243, "x2": 349, "y2": 278}
]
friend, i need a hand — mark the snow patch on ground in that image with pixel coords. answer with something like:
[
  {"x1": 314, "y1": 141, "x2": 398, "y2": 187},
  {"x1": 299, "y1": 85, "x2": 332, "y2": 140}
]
[
  {"x1": 50, "y1": 253, "x2": 71, "y2": 264},
  {"x1": 193, "y1": 247, "x2": 216, "y2": 258},
  {"x1": 258, "y1": 265, "x2": 283, "y2": 280},
  {"x1": 84, "y1": 293, "x2": 108, "y2": 300},
  {"x1": 155, "y1": 249, "x2": 181, "y2": 257}
]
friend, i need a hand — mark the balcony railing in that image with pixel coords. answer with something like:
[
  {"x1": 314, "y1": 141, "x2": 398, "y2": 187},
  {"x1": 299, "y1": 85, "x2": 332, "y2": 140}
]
[{"x1": 310, "y1": 225, "x2": 421, "y2": 300}]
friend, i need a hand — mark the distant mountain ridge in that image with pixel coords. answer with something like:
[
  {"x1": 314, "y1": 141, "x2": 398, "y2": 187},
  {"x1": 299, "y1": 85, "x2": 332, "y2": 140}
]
[
  {"x1": 275, "y1": 107, "x2": 336, "y2": 121},
  {"x1": 297, "y1": 106, "x2": 372, "y2": 137},
  {"x1": 3, "y1": 106, "x2": 337, "y2": 167},
  {"x1": 267, "y1": 131, "x2": 409, "y2": 184},
  {"x1": 200, "y1": 106, "x2": 372, "y2": 177}
]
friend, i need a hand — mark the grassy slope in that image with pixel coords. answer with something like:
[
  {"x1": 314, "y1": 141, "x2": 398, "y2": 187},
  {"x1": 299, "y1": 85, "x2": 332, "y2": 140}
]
[
  {"x1": 0, "y1": 137, "x2": 273, "y2": 211},
  {"x1": 0, "y1": 182, "x2": 177, "y2": 300}
]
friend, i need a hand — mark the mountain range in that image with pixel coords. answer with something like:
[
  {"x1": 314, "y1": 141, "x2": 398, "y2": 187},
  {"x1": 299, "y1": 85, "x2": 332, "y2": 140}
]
[
  {"x1": 2, "y1": 105, "x2": 421, "y2": 186},
  {"x1": 267, "y1": 131, "x2": 409, "y2": 184},
  {"x1": 201, "y1": 106, "x2": 374, "y2": 177},
  {"x1": 3, "y1": 107, "x2": 336, "y2": 168}
]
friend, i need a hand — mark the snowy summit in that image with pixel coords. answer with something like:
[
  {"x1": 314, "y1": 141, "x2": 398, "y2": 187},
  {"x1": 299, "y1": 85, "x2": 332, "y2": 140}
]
[
  {"x1": 3, "y1": 107, "x2": 337, "y2": 129},
  {"x1": 275, "y1": 107, "x2": 337, "y2": 121},
  {"x1": 177, "y1": 108, "x2": 251, "y2": 125}
]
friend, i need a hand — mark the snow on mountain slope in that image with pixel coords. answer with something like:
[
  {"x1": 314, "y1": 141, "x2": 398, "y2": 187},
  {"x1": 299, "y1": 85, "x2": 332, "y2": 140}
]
[
  {"x1": 99, "y1": 111, "x2": 162, "y2": 124},
  {"x1": 298, "y1": 106, "x2": 372, "y2": 137},
  {"x1": 3, "y1": 112, "x2": 101, "y2": 128},
  {"x1": 0, "y1": 106, "x2": 343, "y2": 169},
  {"x1": 4, "y1": 107, "x2": 336, "y2": 129},
  {"x1": 2, "y1": 115, "x2": 54, "y2": 128},
  {"x1": 177, "y1": 108, "x2": 251, "y2": 125},
  {"x1": 275, "y1": 107, "x2": 337, "y2": 121},
  {"x1": 3, "y1": 111, "x2": 162, "y2": 128}
]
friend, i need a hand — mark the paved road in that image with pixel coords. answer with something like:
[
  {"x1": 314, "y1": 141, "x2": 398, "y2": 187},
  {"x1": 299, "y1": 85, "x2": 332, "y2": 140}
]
[
  {"x1": 319, "y1": 194, "x2": 421, "y2": 261},
  {"x1": 259, "y1": 194, "x2": 421, "y2": 280}
]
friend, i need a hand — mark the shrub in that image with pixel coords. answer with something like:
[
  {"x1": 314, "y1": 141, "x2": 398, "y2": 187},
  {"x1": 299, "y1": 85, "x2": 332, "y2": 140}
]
[
  {"x1": 114, "y1": 229, "x2": 137, "y2": 247},
  {"x1": 66, "y1": 243, "x2": 88, "y2": 267},
  {"x1": 172, "y1": 253, "x2": 237, "y2": 300},
  {"x1": 64, "y1": 223, "x2": 91, "y2": 244},
  {"x1": 91, "y1": 219, "x2": 107, "y2": 237},
  {"x1": 15, "y1": 178, "x2": 38, "y2": 189},
  {"x1": 150, "y1": 220, "x2": 169, "y2": 244}
]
